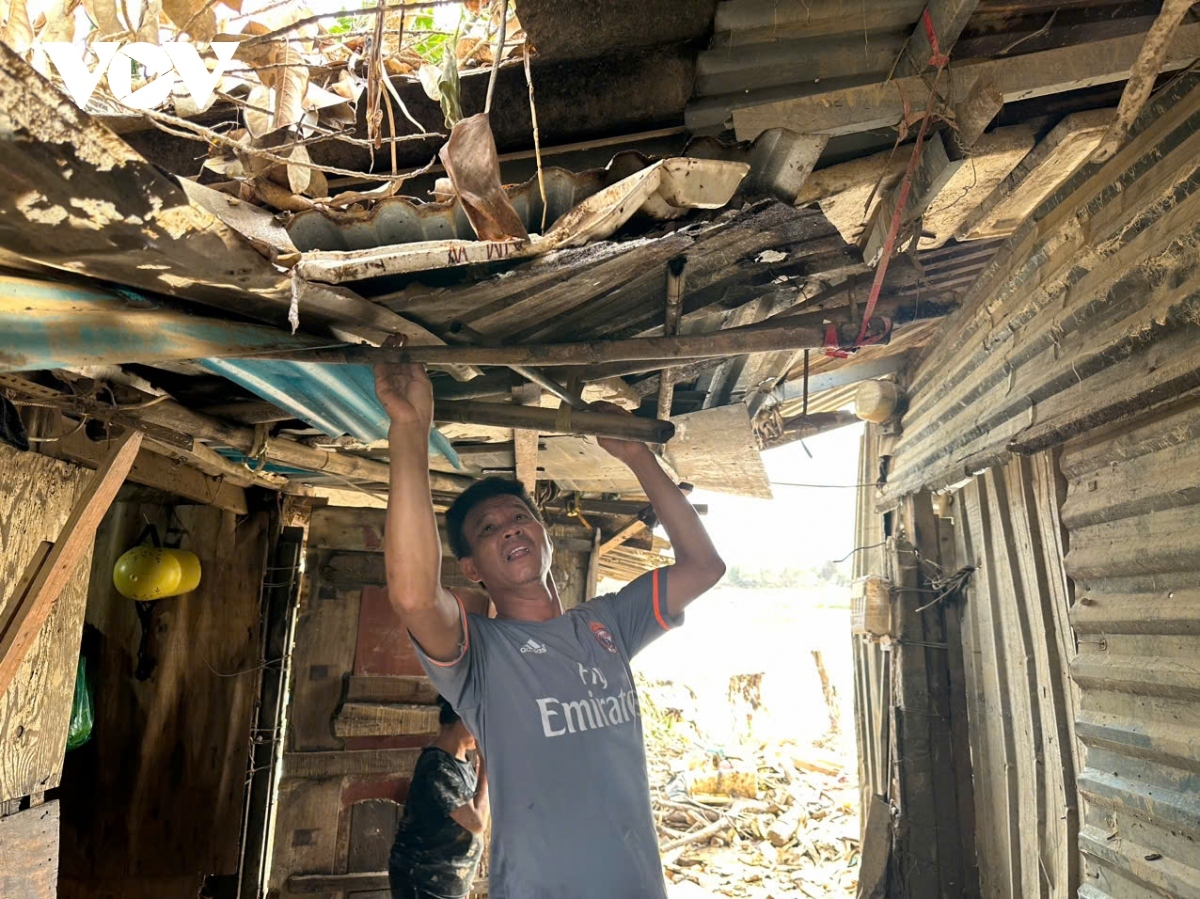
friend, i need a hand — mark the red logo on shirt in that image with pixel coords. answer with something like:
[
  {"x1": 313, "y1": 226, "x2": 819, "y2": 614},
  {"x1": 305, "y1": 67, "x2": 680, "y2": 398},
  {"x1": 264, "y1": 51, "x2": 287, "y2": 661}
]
[{"x1": 589, "y1": 621, "x2": 618, "y2": 654}]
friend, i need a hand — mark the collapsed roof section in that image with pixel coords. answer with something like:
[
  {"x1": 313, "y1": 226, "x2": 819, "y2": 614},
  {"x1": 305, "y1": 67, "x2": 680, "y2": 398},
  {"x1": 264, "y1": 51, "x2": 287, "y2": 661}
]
[{"x1": 2, "y1": 0, "x2": 1196, "y2": 572}]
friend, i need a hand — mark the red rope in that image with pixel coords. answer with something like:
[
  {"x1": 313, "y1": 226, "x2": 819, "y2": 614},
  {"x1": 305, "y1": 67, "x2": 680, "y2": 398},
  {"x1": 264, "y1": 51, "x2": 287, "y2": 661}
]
[
  {"x1": 922, "y1": 9, "x2": 951, "y2": 68},
  {"x1": 847, "y1": 13, "x2": 951, "y2": 351}
]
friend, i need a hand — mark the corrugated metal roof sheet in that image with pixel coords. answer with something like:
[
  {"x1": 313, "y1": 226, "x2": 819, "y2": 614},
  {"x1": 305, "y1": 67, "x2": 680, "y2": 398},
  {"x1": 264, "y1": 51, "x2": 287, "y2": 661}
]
[
  {"x1": 286, "y1": 133, "x2": 826, "y2": 255},
  {"x1": 688, "y1": 0, "x2": 927, "y2": 132},
  {"x1": 689, "y1": 0, "x2": 1163, "y2": 132},
  {"x1": 1060, "y1": 402, "x2": 1200, "y2": 899},
  {"x1": 0, "y1": 275, "x2": 458, "y2": 466},
  {"x1": 199, "y1": 359, "x2": 459, "y2": 466}
]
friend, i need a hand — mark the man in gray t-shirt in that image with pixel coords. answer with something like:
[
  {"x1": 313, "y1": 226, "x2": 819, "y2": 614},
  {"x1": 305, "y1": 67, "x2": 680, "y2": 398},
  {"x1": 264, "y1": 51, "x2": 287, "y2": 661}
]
[{"x1": 375, "y1": 356, "x2": 725, "y2": 899}]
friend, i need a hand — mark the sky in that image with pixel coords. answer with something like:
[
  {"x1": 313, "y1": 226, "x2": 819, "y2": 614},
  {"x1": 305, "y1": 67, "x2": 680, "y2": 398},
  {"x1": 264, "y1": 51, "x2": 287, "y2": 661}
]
[{"x1": 685, "y1": 421, "x2": 865, "y2": 572}]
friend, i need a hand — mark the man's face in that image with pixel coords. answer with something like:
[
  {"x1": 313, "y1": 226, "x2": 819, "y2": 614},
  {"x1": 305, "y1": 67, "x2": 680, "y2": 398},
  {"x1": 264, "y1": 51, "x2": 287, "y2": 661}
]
[{"x1": 459, "y1": 494, "x2": 553, "y2": 590}]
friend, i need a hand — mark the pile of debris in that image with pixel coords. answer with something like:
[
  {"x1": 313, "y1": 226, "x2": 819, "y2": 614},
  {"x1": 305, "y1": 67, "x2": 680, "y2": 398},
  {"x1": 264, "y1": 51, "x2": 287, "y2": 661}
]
[{"x1": 639, "y1": 677, "x2": 860, "y2": 898}]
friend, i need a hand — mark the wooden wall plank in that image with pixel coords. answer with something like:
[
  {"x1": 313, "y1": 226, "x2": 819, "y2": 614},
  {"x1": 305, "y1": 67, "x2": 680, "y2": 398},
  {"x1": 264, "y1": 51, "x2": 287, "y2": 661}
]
[
  {"x1": 983, "y1": 470, "x2": 1047, "y2": 899},
  {"x1": 58, "y1": 502, "x2": 270, "y2": 887},
  {"x1": 269, "y1": 776, "x2": 347, "y2": 893},
  {"x1": 289, "y1": 554, "x2": 363, "y2": 753},
  {"x1": 335, "y1": 703, "x2": 440, "y2": 739},
  {"x1": 348, "y1": 798, "x2": 401, "y2": 873},
  {"x1": 0, "y1": 444, "x2": 92, "y2": 801},
  {"x1": 951, "y1": 454, "x2": 1079, "y2": 899},
  {"x1": 0, "y1": 800, "x2": 59, "y2": 899},
  {"x1": 283, "y1": 748, "x2": 421, "y2": 779},
  {"x1": 346, "y1": 676, "x2": 439, "y2": 705},
  {"x1": 1007, "y1": 457, "x2": 1079, "y2": 896}
]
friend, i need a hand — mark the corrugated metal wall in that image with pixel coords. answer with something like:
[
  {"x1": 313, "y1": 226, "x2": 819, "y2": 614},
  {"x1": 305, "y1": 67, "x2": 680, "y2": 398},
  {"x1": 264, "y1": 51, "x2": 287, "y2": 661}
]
[
  {"x1": 953, "y1": 452, "x2": 1080, "y2": 898},
  {"x1": 850, "y1": 46, "x2": 1200, "y2": 899},
  {"x1": 883, "y1": 72, "x2": 1200, "y2": 502},
  {"x1": 1059, "y1": 400, "x2": 1200, "y2": 899}
]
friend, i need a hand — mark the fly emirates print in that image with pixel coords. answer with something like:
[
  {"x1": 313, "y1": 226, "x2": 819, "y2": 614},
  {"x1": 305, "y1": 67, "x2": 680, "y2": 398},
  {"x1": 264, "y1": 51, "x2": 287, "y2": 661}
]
[{"x1": 535, "y1": 661, "x2": 642, "y2": 739}]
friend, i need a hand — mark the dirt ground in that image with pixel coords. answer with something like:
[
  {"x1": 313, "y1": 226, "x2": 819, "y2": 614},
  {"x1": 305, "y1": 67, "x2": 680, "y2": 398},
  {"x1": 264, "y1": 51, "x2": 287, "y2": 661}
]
[{"x1": 633, "y1": 585, "x2": 860, "y2": 898}]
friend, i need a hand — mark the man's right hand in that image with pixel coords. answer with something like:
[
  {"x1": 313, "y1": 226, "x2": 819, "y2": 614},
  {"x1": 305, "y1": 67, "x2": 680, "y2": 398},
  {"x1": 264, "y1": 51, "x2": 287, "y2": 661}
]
[{"x1": 374, "y1": 338, "x2": 434, "y2": 431}]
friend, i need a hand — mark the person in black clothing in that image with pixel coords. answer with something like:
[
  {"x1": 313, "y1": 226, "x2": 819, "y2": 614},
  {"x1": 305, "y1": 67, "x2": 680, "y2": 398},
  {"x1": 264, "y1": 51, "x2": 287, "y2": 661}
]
[{"x1": 390, "y1": 696, "x2": 490, "y2": 899}]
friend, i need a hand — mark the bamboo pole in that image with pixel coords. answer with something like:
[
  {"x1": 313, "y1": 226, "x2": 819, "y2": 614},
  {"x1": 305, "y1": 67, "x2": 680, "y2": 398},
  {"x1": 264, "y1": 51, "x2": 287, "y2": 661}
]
[
  {"x1": 238, "y1": 318, "x2": 850, "y2": 367},
  {"x1": 435, "y1": 400, "x2": 674, "y2": 443}
]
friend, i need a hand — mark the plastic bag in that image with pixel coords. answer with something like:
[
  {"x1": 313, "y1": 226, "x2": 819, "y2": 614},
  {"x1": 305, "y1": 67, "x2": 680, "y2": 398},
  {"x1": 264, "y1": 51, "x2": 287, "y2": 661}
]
[{"x1": 66, "y1": 655, "x2": 94, "y2": 751}]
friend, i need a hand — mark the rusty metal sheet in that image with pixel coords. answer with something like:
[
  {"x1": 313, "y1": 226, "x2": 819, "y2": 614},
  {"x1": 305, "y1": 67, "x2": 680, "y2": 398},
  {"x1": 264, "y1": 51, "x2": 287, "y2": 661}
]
[{"x1": 0, "y1": 275, "x2": 322, "y2": 373}]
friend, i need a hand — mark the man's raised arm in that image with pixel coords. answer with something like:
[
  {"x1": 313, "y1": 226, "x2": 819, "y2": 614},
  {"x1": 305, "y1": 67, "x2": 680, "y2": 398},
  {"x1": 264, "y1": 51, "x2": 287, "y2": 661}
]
[
  {"x1": 595, "y1": 405, "x2": 726, "y2": 616},
  {"x1": 374, "y1": 358, "x2": 464, "y2": 662}
]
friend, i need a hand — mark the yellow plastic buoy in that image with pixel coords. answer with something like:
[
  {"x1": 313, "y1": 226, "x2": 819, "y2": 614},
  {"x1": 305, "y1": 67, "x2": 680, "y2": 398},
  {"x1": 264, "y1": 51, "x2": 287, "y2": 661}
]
[{"x1": 113, "y1": 545, "x2": 202, "y2": 600}]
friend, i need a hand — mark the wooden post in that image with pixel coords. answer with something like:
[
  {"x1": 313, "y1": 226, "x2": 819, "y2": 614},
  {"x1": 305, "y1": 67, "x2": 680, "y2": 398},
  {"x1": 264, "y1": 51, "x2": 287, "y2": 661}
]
[
  {"x1": 0, "y1": 429, "x2": 141, "y2": 698},
  {"x1": 812, "y1": 649, "x2": 842, "y2": 736},
  {"x1": 584, "y1": 527, "x2": 601, "y2": 600},
  {"x1": 657, "y1": 256, "x2": 687, "y2": 422},
  {"x1": 512, "y1": 383, "x2": 540, "y2": 494}
]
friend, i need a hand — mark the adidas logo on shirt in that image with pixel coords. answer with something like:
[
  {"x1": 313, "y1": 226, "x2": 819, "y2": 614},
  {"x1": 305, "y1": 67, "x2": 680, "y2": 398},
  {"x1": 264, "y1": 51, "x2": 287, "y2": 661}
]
[{"x1": 520, "y1": 638, "x2": 548, "y2": 654}]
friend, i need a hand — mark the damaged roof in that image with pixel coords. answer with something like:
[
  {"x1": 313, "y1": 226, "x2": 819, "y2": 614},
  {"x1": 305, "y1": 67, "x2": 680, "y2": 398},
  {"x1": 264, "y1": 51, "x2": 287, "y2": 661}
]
[{"x1": 0, "y1": 0, "x2": 1193, "y2": 568}]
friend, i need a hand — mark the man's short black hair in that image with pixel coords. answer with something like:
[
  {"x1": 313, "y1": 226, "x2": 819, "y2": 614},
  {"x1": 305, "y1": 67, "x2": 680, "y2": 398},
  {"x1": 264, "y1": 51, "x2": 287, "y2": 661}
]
[
  {"x1": 437, "y1": 695, "x2": 460, "y2": 727},
  {"x1": 445, "y1": 477, "x2": 541, "y2": 560}
]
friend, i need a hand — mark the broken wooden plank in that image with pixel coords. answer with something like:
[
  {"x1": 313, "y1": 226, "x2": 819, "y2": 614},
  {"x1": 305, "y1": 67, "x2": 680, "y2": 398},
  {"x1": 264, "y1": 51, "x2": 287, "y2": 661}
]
[
  {"x1": 774, "y1": 354, "x2": 909, "y2": 399},
  {"x1": 918, "y1": 126, "x2": 1037, "y2": 248},
  {"x1": 334, "y1": 702, "x2": 441, "y2": 738},
  {"x1": 1091, "y1": 0, "x2": 1197, "y2": 162},
  {"x1": 0, "y1": 430, "x2": 141, "y2": 699},
  {"x1": 733, "y1": 23, "x2": 1200, "y2": 140},
  {"x1": 345, "y1": 675, "x2": 439, "y2": 706},
  {"x1": 282, "y1": 748, "x2": 422, "y2": 779},
  {"x1": 664, "y1": 405, "x2": 773, "y2": 499},
  {"x1": 513, "y1": 382, "x2": 541, "y2": 494},
  {"x1": 857, "y1": 795, "x2": 892, "y2": 899},
  {"x1": 0, "y1": 800, "x2": 60, "y2": 899}
]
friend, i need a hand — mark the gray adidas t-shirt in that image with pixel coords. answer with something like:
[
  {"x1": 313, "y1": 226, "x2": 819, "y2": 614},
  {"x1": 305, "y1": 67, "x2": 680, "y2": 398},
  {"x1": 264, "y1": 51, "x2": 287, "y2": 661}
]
[{"x1": 414, "y1": 567, "x2": 680, "y2": 899}]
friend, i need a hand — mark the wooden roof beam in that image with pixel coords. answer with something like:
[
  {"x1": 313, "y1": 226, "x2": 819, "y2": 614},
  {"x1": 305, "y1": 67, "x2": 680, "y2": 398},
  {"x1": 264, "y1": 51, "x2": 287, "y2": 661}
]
[
  {"x1": 733, "y1": 23, "x2": 1200, "y2": 141},
  {"x1": 896, "y1": 0, "x2": 981, "y2": 78}
]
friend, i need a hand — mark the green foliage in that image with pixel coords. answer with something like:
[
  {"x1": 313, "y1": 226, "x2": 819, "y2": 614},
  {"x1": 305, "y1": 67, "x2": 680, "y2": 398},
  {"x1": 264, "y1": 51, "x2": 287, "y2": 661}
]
[
  {"x1": 411, "y1": 10, "x2": 454, "y2": 63},
  {"x1": 327, "y1": 15, "x2": 359, "y2": 35}
]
